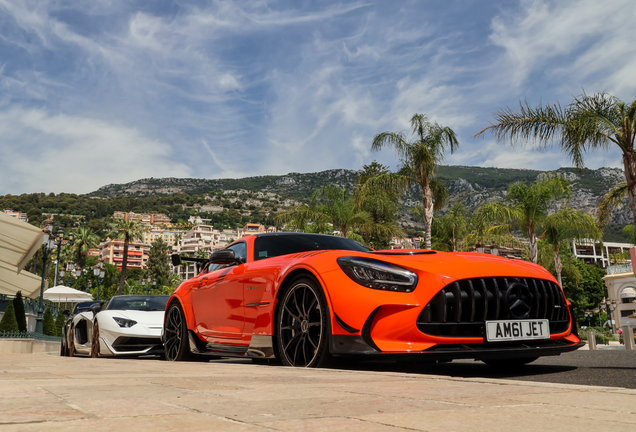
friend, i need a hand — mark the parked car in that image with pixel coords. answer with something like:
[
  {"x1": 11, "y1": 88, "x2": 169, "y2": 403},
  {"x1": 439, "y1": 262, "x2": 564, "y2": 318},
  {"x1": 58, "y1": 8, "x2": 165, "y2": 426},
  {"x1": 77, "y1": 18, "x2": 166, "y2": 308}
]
[
  {"x1": 163, "y1": 233, "x2": 582, "y2": 367},
  {"x1": 61, "y1": 295, "x2": 169, "y2": 358}
]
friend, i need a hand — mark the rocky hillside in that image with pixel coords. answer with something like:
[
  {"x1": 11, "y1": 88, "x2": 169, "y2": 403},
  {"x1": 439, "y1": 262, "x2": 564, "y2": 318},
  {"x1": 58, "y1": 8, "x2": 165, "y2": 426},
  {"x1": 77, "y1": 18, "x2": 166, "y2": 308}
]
[{"x1": 90, "y1": 166, "x2": 630, "y2": 225}]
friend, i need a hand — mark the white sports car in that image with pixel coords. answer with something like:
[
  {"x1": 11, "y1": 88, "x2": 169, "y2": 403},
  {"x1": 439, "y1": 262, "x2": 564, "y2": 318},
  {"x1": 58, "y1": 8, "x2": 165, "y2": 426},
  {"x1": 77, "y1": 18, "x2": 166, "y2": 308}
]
[{"x1": 61, "y1": 295, "x2": 169, "y2": 358}]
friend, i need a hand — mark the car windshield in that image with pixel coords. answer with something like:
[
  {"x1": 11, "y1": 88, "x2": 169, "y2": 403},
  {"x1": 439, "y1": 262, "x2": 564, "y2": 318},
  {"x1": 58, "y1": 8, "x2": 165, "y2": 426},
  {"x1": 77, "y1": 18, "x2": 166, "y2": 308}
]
[
  {"x1": 106, "y1": 295, "x2": 169, "y2": 311},
  {"x1": 73, "y1": 301, "x2": 101, "y2": 314},
  {"x1": 254, "y1": 234, "x2": 372, "y2": 261}
]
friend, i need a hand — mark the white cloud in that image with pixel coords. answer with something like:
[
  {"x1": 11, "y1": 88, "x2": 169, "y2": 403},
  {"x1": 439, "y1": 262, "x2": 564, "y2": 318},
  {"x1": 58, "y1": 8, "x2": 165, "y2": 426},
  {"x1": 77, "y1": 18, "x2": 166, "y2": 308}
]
[
  {"x1": 488, "y1": 0, "x2": 636, "y2": 96},
  {"x1": 0, "y1": 108, "x2": 191, "y2": 194}
]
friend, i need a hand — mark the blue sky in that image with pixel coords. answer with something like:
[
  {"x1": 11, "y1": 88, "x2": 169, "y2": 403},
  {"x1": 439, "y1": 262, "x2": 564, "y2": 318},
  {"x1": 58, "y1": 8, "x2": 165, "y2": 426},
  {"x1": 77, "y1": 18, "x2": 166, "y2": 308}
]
[{"x1": 1, "y1": 0, "x2": 634, "y2": 195}]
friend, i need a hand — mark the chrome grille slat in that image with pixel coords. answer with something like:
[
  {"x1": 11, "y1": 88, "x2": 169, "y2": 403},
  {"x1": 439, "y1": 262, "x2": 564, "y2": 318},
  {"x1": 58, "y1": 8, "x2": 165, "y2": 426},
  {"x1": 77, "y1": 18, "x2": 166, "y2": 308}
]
[{"x1": 417, "y1": 277, "x2": 570, "y2": 338}]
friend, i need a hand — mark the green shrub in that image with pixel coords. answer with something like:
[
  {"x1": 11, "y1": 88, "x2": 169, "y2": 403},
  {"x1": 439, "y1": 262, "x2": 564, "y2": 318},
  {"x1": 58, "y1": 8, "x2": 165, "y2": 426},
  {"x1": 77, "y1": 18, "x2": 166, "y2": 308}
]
[
  {"x1": 12, "y1": 291, "x2": 27, "y2": 332},
  {"x1": 0, "y1": 303, "x2": 19, "y2": 332},
  {"x1": 42, "y1": 308, "x2": 56, "y2": 336},
  {"x1": 54, "y1": 311, "x2": 66, "y2": 337}
]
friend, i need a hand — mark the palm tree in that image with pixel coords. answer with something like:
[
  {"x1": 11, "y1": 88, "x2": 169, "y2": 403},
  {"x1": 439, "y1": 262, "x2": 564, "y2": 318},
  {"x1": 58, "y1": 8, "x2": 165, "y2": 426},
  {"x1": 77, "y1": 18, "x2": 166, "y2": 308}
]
[
  {"x1": 73, "y1": 227, "x2": 99, "y2": 268},
  {"x1": 541, "y1": 208, "x2": 602, "y2": 285},
  {"x1": 476, "y1": 175, "x2": 570, "y2": 263},
  {"x1": 372, "y1": 113, "x2": 459, "y2": 249},
  {"x1": 108, "y1": 220, "x2": 145, "y2": 295},
  {"x1": 277, "y1": 185, "x2": 375, "y2": 239},
  {"x1": 431, "y1": 203, "x2": 468, "y2": 252},
  {"x1": 354, "y1": 162, "x2": 404, "y2": 249},
  {"x1": 474, "y1": 92, "x2": 636, "y2": 227}
]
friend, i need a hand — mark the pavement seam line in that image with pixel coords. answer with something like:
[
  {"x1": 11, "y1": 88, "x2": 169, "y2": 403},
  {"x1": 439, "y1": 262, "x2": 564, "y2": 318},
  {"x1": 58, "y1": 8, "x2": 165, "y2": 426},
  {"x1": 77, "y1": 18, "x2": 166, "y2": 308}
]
[
  {"x1": 163, "y1": 401, "x2": 279, "y2": 431},
  {"x1": 346, "y1": 416, "x2": 429, "y2": 431},
  {"x1": 38, "y1": 386, "x2": 99, "y2": 419}
]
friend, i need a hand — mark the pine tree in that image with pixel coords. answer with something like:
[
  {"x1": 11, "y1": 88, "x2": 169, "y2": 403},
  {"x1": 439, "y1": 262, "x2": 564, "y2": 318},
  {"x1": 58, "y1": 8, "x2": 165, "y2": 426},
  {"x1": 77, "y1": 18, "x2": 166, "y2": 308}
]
[
  {"x1": 147, "y1": 238, "x2": 170, "y2": 286},
  {"x1": 12, "y1": 291, "x2": 27, "y2": 332},
  {"x1": 54, "y1": 311, "x2": 66, "y2": 337},
  {"x1": 42, "y1": 308, "x2": 56, "y2": 336},
  {"x1": 0, "y1": 303, "x2": 19, "y2": 332}
]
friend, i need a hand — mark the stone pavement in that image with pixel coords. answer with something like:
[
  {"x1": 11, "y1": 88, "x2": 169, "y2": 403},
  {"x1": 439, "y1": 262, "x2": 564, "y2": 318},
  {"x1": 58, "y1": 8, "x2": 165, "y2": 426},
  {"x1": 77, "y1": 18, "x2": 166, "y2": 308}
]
[{"x1": 1, "y1": 352, "x2": 635, "y2": 431}]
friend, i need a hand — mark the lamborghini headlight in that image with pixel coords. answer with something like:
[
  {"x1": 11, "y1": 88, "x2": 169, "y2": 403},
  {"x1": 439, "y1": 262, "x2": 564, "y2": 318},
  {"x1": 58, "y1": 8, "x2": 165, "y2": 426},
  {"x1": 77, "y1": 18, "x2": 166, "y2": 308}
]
[
  {"x1": 113, "y1": 317, "x2": 137, "y2": 328},
  {"x1": 337, "y1": 257, "x2": 418, "y2": 292}
]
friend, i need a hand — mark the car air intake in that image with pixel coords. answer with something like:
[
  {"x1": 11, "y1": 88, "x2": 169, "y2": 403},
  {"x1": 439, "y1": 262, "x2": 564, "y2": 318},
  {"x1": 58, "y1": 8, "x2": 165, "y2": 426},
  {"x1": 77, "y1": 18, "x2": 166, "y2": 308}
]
[{"x1": 417, "y1": 277, "x2": 570, "y2": 337}]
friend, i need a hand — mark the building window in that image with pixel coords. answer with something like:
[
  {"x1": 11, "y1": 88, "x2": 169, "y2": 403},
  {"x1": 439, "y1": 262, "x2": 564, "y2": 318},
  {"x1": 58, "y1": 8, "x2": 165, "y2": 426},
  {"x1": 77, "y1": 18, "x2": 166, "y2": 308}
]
[{"x1": 620, "y1": 310, "x2": 635, "y2": 318}]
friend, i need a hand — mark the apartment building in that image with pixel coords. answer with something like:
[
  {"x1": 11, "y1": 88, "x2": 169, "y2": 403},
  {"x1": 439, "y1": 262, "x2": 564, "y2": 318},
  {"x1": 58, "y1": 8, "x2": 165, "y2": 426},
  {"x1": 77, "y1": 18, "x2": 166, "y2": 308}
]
[
  {"x1": 99, "y1": 240, "x2": 150, "y2": 269},
  {"x1": 572, "y1": 240, "x2": 634, "y2": 268},
  {"x1": 113, "y1": 211, "x2": 171, "y2": 226},
  {"x1": 142, "y1": 228, "x2": 183, "y2": 246},
  {"x1": 3, "y1": 209, "x2": 28, "y2": 222}
]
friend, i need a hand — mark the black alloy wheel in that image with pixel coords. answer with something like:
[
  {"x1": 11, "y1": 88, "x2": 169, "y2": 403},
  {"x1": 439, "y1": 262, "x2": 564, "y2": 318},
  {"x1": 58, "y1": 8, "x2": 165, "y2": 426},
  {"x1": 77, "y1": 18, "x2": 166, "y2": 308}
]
[
  {"x1": 164, "y1": 302, "x2": 199, "y2": 361},
  {"x1": 276, "y1": 277, "x2": 330, "y2": 368},
  {"x1": 91, "y1": 321, "x2": 100, "y2": 358},
  {"x1": 482, "y1": 357, "x2": 538, "y2": 367}
]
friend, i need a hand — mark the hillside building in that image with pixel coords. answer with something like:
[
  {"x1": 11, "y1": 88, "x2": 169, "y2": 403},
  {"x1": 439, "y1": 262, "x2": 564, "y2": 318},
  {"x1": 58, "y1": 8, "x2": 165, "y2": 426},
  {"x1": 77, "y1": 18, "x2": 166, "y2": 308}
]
[
  {"x1": 3, "y1": 209, "x2": 28, "y2": 222},
  {"x1": 572, "y1": 240, "x2": 633, "y2": 268},
  {"x1": 99, "y1": 240, "x2": 150, "y2": 269},
  {"x1": 142, "y1": 228, "x2": 184, "y2": 246},
  {"x1": 113, "y1": 211, "x2": 171, "y2": 226}
]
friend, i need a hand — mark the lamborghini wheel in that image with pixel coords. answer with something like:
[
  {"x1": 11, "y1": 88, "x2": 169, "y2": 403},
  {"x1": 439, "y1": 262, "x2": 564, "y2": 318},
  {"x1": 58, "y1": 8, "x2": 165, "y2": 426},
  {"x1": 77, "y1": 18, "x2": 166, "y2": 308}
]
[
  {"x1": 164, "y1": 302, "x2": 196, "y2": 361},
  {"x1": 276, "y1": 276, "x2": 330, "y2": 368},
  {"x1": 482, "y1": 357, "x2": 538, "y2": 367},
  {"x1": 91, "y1": 322, "x2": 101, "y2": 358}
]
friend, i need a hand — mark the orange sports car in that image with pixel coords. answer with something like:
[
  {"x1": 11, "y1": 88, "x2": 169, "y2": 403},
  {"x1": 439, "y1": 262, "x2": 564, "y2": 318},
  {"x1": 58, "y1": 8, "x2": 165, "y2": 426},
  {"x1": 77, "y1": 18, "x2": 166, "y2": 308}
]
[{"x1": 163, "y1": 233, "x2": 582, "y2": 367}]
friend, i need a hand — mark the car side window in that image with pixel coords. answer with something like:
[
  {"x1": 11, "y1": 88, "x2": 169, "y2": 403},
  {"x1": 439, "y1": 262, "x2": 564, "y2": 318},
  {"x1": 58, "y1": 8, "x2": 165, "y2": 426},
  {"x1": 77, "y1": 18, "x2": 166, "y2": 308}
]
[
  {"x1": 208, "y1": 242, "x2": 247, "y2": 272},
  {"x1": 228, "y1": 242, "x2": 247, "y2": 264}
]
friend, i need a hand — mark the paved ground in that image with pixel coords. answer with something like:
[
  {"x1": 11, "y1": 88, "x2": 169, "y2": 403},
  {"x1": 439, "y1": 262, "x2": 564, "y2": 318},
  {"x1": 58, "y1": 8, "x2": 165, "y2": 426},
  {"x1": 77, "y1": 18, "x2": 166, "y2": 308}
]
[
  {"x1": 1, "y1": 352, "x2": 636, "y2": 431},
  {"x1": 342, "y1": 349, "x2": 636, "y2": 389}
]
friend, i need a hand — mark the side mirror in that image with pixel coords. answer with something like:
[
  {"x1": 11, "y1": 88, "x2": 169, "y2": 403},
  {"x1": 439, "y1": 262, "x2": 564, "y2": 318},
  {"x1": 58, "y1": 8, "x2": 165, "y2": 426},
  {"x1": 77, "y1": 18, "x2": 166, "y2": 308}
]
[
  {"x1": 90, "y1": 303, "x2": 102, "y2": 315},
  {"x1": 210, "y1": 249, "x2": 238, "y2": 264},
  {"x1": 171, "y1": 254, "x2": 182, "y2": 266},
  {"x1": 62, "y1": 309, "x2": 70, "y2": 316}
]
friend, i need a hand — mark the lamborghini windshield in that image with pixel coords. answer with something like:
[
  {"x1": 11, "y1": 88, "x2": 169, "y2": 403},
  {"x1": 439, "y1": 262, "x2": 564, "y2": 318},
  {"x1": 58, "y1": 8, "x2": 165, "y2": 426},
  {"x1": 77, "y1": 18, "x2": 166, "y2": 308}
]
[{"x1": 105, "y1": 295, "x2": 169, "y2": 311}]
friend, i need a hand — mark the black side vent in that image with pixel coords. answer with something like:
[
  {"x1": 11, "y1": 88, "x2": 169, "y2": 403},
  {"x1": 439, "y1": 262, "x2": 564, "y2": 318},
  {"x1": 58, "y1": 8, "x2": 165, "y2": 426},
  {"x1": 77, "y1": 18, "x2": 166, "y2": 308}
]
[{"x1": 417, "y1": 277, "x2": 570, "y2": 338}]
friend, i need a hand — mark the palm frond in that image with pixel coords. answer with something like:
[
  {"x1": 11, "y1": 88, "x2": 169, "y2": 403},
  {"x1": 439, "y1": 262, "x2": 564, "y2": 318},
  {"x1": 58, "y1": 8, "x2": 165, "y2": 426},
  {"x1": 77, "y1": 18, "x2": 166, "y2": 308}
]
[{"x1": 597, "y1": 182, "x2": 628, "y2": 227}]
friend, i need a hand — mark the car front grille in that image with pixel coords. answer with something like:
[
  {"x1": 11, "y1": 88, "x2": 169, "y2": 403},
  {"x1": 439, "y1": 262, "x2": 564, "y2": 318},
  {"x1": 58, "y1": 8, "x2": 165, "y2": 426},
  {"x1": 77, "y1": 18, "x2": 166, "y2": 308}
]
[
  {"x1": 112, "y1": 336, "x2": 163, "y2": 352},
  {"x1": 417, "y1": 277, "x2": 570, "y2": 338}
]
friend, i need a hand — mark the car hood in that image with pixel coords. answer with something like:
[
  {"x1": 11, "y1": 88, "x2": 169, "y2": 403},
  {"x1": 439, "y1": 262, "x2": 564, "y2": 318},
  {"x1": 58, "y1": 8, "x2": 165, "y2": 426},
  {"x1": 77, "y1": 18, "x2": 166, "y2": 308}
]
[
  {"x1": 366, "y1": 250, "x2": 555, "y2": 282},
  {"x1": 99, "y1": 310, "x2": 165, "y2": 325}
]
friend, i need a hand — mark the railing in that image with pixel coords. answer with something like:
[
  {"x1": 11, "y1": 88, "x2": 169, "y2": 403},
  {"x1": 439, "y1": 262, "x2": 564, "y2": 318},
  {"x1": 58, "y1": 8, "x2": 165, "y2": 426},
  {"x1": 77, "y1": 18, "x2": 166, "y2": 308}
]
[
  {"x1": 0, "y1": 294, "x2": 61, "y2": 316},
  {"x1": 607, "y1": 264, "x2": 633, "y2": 275},
  {"x1": 0, "y1": 331, "x2": 61, "y2": 342}
]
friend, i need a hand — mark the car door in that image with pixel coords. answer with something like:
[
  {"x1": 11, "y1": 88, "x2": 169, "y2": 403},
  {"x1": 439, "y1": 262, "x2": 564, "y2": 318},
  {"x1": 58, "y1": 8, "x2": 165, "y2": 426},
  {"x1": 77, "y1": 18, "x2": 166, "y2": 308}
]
[{"x1": 191, "y1": 242, "x2": 247, "y2": 342}]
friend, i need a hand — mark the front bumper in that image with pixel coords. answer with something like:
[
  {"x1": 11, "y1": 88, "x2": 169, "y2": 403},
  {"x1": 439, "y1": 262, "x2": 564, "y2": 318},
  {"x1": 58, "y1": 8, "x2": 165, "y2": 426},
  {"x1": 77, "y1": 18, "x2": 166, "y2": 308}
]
[{"x1": 330, "y1": 334, "x2": 583, "y2": 361}]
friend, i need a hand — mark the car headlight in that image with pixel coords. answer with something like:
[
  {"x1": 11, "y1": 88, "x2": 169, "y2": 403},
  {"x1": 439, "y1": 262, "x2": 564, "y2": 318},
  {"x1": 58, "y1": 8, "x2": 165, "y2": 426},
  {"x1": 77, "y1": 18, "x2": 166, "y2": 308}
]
[
  {"x1": 113, "y1": 317, "x2": 137, "y2": 328},
  {"x1": 337, "y1": 257, "x2": 418, "y2": 292}
]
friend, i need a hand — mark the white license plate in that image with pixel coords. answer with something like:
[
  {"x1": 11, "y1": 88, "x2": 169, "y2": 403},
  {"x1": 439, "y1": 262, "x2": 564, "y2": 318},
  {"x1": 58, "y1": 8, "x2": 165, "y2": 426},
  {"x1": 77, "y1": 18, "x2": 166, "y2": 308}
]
[{"x1": 485, "y1": 320, "x2": 550, "y2": 342}]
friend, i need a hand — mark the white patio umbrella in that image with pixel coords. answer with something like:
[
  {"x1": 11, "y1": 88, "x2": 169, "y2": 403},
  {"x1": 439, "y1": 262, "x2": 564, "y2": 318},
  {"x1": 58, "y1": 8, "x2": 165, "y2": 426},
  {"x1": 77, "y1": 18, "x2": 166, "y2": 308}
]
[{"x1": 43, "y1": 286, "x2": 94, "y2": 303}]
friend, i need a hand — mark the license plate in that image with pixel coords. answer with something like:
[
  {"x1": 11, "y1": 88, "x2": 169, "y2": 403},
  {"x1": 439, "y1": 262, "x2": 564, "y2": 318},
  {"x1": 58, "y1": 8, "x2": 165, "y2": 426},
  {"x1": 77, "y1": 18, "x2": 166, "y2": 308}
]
[{"x1": 485, "y1": 320, "x2": 550, "y2": 342}]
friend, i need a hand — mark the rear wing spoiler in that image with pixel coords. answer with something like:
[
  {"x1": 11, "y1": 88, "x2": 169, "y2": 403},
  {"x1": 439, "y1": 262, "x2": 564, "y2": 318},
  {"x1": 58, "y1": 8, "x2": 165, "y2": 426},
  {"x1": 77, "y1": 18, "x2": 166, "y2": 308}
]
[{"x1": 171, "y1": 254, "x2": 209, "y2": 274}]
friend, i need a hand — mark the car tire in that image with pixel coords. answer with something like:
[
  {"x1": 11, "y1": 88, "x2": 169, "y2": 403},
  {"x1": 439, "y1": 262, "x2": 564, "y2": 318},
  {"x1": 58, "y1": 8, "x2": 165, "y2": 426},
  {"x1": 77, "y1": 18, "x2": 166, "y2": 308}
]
[
  {"x1": 60, "y1": 333, "x2": 68, "y2": 357},
  {"x1": 91, "y1": 321, "x2": 101, "y2": 358},
  {"x1": 482, "y1": 357, "x2": 538, "y2": 367},
  {"x1": 164, "y1": 302, "x2": 202, "y2": 362},
  {"x1": 68, "y1": 326, "x2": 76, "y2": 357},
  {"x1": 276, "y1": 276, "x2": 330, "y2": 368}
]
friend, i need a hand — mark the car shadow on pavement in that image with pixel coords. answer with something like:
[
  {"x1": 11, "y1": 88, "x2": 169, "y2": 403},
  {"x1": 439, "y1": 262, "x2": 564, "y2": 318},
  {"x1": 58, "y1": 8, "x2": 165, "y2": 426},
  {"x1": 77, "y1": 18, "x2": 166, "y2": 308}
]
[{"x1": 325, "y1": 359, "x2": 577, "y2": 379}]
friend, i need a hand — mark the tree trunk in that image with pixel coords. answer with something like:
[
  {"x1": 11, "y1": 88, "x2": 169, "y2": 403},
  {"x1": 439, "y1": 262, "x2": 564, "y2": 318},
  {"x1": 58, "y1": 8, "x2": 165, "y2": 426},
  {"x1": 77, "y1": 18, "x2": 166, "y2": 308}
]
[
  {"x1": 527, "y1": 226, "x2": 538, "y2": 263},
  {"x1": 553, "y1": 245, "x2": 563, "y2": 286},
  {"x1": 623, "y1": 152, "x2": 636, "y2": 228},
  {"x1": 422, "y1": 184, "x2": 434, "y2": 250},
  {"x1": 117, "y1": 237, "x2": 129, "y2": 295}
]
